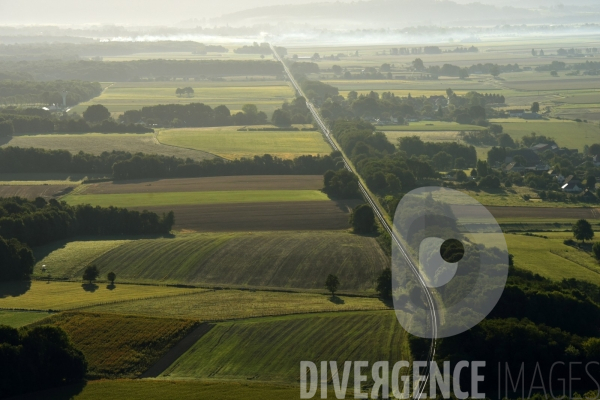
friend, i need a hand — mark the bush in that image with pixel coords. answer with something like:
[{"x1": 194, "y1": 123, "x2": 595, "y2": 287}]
[{"x1": 349, "y1": 204, "x2": 376, "y2": 234}]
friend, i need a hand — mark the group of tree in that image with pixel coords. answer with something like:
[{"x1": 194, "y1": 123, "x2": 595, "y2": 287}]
[
  {"x1": 0, "y1": 59, "x2": 284, "y2": 81},
  {"x1": 398, "y1": 136, "x2": 477, "y2": 168},
  {"x1": 0, "y1": 80, "x2": 102, "y2": 107},
  {"x1": 271, "y1": 97, "x2": 312, "y2": 126},
  {"x1": 0, "y1": 325, "x2": 87, "y2": 397},
  {"x1": 175, "y1": 87, "x2": 194, "y2": 97},
  {"x1": 315, "y1": 86, "x2": 503, "y2": 124},
  {"x1": 289, "y1": 62, "x2": 320, "y2": 76},
  {"x1": 412, "y1": 59, "x2": 521, "y2": 78},
  {"x1": 232, "y1": 42, "x2": 286, "y2": 57},
  {"x1": 0, "y1": 197, "x2": 174, "y2": 248},
  {"x1": 119, "y1": 102, "x2": 267, "y2": 128},
  {"x1": 0, "y1": 235, "x2": 34, "y2": 282},
  {"x1": 322, "y1": 168, "x2": 359, "y2": 199}
]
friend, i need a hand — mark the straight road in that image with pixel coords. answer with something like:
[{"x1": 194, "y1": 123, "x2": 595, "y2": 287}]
[{"x1": 270, "y1": 44, "x2": 438, "y2": 398}]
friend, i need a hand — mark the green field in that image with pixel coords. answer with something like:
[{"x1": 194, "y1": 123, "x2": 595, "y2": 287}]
[
  {"x1": 161, "y1": 311, "x2": 407, "y2": 382},
  {"x1": 70, "y1": 81, "x2": 295, "y2": 115},
  {"x1": 157, "y1": 126, "x2": 331, "y2": 160},
  {"x1": 85, "y1": 290, "x2": 387, "y2": 320},
  {"x1": 1, "y1": 133, "x2": 214, "y2": 161},
  {"x1": 0, "y1": 281, "x2": 196, "y2": 311},
  {"x1": 33, "y1": 239, "x2": 130, "y2": 279},
  {"x1": 21, "y1": 380, "x2": 301, "y2": 400},
  {"x1": 491, "y1": 118, "x2": 600, "y2": 151},
  {"x1": 38, "y1": 312, "x2": 198, "y2": 379},
  {"x1": 379, "y1": 121, "x2": 485, "y2": 131},
  {"x1": 461, "y1": 187, "x2": 593, "y2": 207},
  {"x1": 0, "y1": 310, "x2": 53, "y2": 327},
  {"x1": 61, "y1": 189, "x2": 329, "y2": 208},
  {"x1": 506, "y1": 234, "x2": 600, "y2": 284},
  {"x1": 33, "y1": 232, "x2": 388, "y2": 292}
]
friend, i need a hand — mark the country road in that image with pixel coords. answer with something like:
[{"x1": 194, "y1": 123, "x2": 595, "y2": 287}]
[{"x1": 270, "y1": 44, "x2": 438, "y2": 398}]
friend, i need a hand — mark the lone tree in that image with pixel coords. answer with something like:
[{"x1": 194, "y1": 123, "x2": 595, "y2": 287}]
[
  {"x1": 531, "y1": 102, "x2": 540, "y2": 113},
  {"x1": 573, "y1": 219, "x2": 594, "y2": 243},
  {"x1": 325, "y1": 274, "x2": 340, "y2": 296},
  {"x1": 376, "y1": 268, "x2": 392, "y2": 301},
  {"x1": 349, "y1": 204, "x2": 376, "y2": 234},
  {"x1": 83, "y1": 104, "x2": 110, "y2": 124},
  {"x1": 83, "y1": 265, "x2": 100, "y2": 284},
  {"x1": 107, "y1": 271, "x2": 116, "y2": 285}
]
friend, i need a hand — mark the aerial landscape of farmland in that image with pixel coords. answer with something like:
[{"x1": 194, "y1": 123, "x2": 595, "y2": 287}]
[{"x1": 3, "y1": 1, "x2": 600, "y2": 399}]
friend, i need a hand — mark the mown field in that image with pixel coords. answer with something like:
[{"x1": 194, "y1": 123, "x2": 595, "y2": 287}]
[
  {"x1": 1, "y1": 133, "x2": 215, "y2": 161},
  {"x1": 157, "y1": 126, "x2": 331, "y2": 160},
  {"x1": 18, "y1": 380, "x2": 302, "y2": 400},
  {"x1": 161, "y1": 311, "x2": 407, "y2": 382},
  {"x1": 36, "y1": 312, "x2": 198, "y2": 378},
  {"x1": 70, "y1": 81, "x2": 295, "y2": 115},
  {"x1": 33, "y1": 231, "x2": 389, "y2": 292},
  {"x1": 491, "y1": 118, "x2": 600, "y2": 151},
  {"x1": 0, "y1": 281, "x2": 197, "y2": 310},
  {"x1": 506, "y1": 233, "x2": 600, "y2": 285},
  {"x1": 85, "y1": 290, "x2": 387, "y2": 320},
  {"x1": 80, "y1": 175, "x2": 324, "y2": 194},
  {"x1": 61, "y1": 189, "x2": 329, "y2": 208},
  {"x1": 0, "y1": 184, "x2": 74, "y2": 199}
]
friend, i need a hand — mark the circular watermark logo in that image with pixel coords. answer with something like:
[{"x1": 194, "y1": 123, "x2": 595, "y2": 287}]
[{"x1": 392, "y1": 186, "x2": 509, "y2": 339}]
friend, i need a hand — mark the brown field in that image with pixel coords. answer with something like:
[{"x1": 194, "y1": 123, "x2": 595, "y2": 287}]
[
  {"x1": 0, "y1": 184, "x2": 73, "y2": 199},
  {"x1": 486, "y1": 206, "x2": 600, "y2": 219},
  {"x1": 503, "y1": 77, "x2": 600, "y2": 91},
  {"x1": 134, "y1": 200, "x2": 360, "y2": 232},
  {"x1": 81, "y1": 175, "x2": 323, "y2": 195}
]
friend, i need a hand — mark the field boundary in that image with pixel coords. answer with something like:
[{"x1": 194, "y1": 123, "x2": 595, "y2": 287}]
[
  {"x1": 154, "y1": 130, "x2": 228, "y2": 161},
  {"x1": 140, "y1": 323, "x2": 215, "y2": 378}
]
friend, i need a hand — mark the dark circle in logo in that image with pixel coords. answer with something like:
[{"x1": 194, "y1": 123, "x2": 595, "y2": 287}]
[{"x1": 440, "y1": 238, "x2": 464, "y2": 263}]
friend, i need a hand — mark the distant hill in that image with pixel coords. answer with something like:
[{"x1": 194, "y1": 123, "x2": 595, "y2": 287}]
[{"x1": 215, "y1": 0, "x2": 541, "y2": 27}]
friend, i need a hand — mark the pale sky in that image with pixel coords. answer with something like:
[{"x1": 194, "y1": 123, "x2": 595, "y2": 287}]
[{"x1": 0, "y1": 0, "x2": 341, "y2": 25}]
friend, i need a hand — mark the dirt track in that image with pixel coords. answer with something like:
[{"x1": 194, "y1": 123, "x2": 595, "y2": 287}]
[
  {"x1": 132, "y1": 200, "x2": 360, "y2": 232},
  {"x1": 0, "y1": 185, "x2": 73, "y2": 199},
  {"x1": 83, "y1": 175, "x2": 323, "y2": 194}
]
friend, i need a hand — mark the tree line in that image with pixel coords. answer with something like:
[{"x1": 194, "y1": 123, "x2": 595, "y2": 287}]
[
  {"x1": 0, "y1": 59, "x2": 284, "y2": 81},
  {"x1": 119, "y1": 103, "x2": 268, "y2": 128},
  {"x1": 0, "y1": 197, "x2": 174, "y2": 248},
  {"x1": 0, "y1": 111, "x2": 152, "y2": 135},
  {"x1": 0, "y1": 147, "x2": 340, "y2": 180},
  {"x1": 0, "y1": 41, "x2": 228, "y2": 61},
  {"x1": 0, "y1": 80, "x2": 102, "y2": 107}
]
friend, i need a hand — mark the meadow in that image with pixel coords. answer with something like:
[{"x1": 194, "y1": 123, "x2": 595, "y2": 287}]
[
  {"x1": 70, "y1": 80, "x2": 295, "y2": 115},
  {"x1": 1, "y1": 133, "x2": 215, "y2": 161},
  {"x1": 85, "y1": 290, "x2": 387, "y2": 321},
  {"x1": 491, "y1": 118, "x2": 600, "y2": 151},
  {"x1": 0, "y1": 281, "x2": 196, "y2": 310},
  {"x1": 61, "y1": 189, "x2": 329, "y2": 208},
  {"x1": 157, "y1": 126, "x2": 331, "y2": 160},
  {"x1": 0, "y1": 310, "x2": 53, "y2": 327},
  {"x1": 36, "y1": 312, "x2": 198, "y2": 378},
  {"x1": 32, "y1": 239, "x2": 131, "y2": 279},
  {"x1": 161, "y1": 311, "x2": 407, "y2": 382},
  {"x1": 33, "y1": 231, "x2": 389, "y2": 292},
  {"x1": 506, "y1": 233, "x2": 600, "y2": 285}
]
